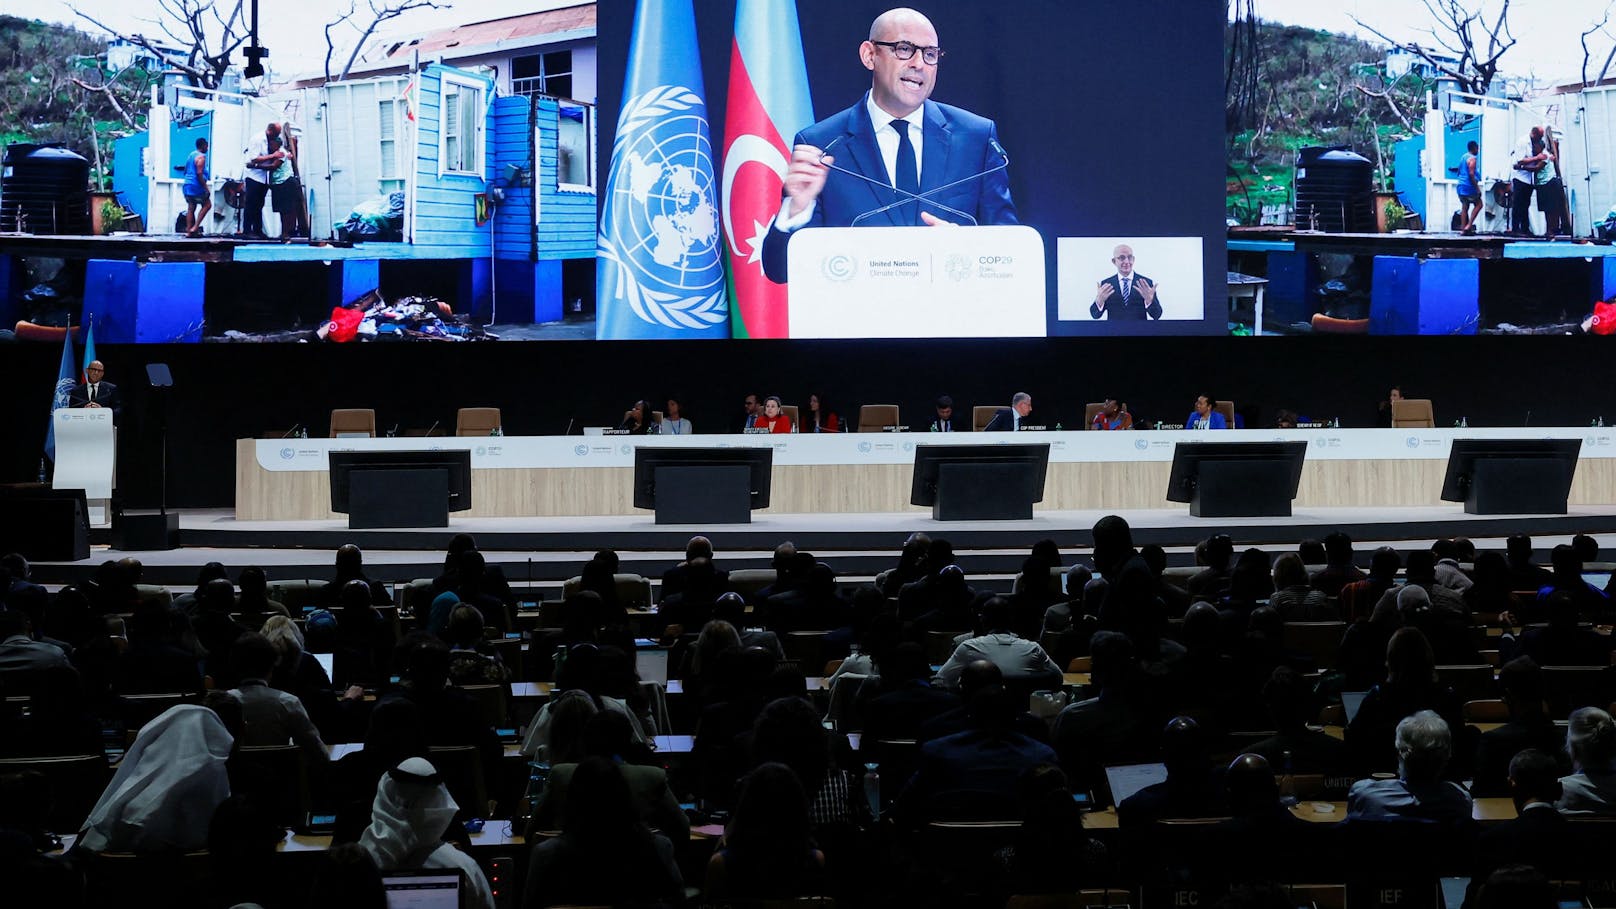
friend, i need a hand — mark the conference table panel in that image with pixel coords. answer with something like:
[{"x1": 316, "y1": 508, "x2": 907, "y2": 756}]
[{"x1": 235, "y1": 429, "x2": 1616, "y2": 521}]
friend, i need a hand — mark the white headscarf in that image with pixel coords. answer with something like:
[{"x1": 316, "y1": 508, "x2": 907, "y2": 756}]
[
  {"x1": 360, "y1": 757, "x2": 460, "y2": 869},
  {"x1": 79, "y1": 704, "x2": 233, "y2": 853}
]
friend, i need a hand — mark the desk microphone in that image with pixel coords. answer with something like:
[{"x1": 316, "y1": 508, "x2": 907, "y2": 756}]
[
  {"x1": 810, "y1": 134, "x2": 1010, "y2": 226},
  {"x1": 564, "y1": 417, "x2": 576, "y2": 436},
  {"x1": 424, "y1": 420, "x2": 439, "y2": 437},
  {"x1": 1524, "y1": 410, "x2": 1532, "y2": 427},
  {"x1": 281, "y1": 423, "x2": 301, "y2": 439},
  {"x1": 386, "y1": 423, "x2": 399, "y2": 438}
]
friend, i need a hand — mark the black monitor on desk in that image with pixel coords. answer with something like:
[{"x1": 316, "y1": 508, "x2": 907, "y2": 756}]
[
  {"x1": 328, "y1": 449, "x2": 471, "y2": 528},
  {"x1": 633, "y1": 446, "x2": 773, "y2": 524},
  {"x1": 1441, "y1": 438, "x2": 1580, "y2": 514},
  {"x1": 1167, "y1": 441, "x2": 1307, "y2": 518},
  {"x1": 910, "y1": 443, "x2": 1050, "y2": 521}
]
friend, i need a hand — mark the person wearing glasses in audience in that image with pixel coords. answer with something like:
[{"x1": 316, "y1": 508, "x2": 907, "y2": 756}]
[{"x1": 761, "y1": 7, "x2": 1018, "y2": 283}]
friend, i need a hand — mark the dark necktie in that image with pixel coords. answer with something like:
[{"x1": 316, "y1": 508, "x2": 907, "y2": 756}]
[
  {"x1": 89, "y1": 384, "x2": 96, "y2": 403},
  {"x1": 1121, "y1": 277, "x2": 1132, "y2": 301},
  {"x1": 891, "y1": 119, "x2": 919, "y2": 225}
]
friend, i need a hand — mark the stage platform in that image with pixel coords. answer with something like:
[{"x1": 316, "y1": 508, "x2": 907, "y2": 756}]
[{"x1": 32, "y1": 505, "x2": 1616, "y2": 587}]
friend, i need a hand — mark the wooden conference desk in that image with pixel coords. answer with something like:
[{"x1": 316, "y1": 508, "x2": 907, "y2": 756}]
[{"x1": 235, "y1": 428, "x2": 1616, "y2": 520}]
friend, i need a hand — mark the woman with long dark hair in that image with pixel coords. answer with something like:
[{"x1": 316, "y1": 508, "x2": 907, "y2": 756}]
[{"x1": 705, "y1": 762, "x2": 826, "y2": 900}]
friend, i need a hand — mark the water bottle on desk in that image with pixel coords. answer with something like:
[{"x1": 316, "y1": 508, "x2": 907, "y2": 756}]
[
  {"x1": 863, "y1": 762, "x2": 881, "y2": 821},
  {"x1": 1278, "y1": 749, "x2": 1297, "y2": 808}
]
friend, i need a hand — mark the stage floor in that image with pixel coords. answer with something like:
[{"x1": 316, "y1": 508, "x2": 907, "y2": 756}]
[{"x1": 33, "y1": 505, "x2": 1616, "y2": 586}]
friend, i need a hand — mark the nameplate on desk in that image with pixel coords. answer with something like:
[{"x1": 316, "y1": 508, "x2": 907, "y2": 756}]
[
  {"x1": 882, "y1": 426, "x2": 909, "y2": 433},
  {"x1": 743, "y1": 427, "x2": 773, "y2": 434},
  {"x1": 1018, "y1": 425, "x2": 1050, "y2": 432},
  {"x1": 601, "y1": 429, "x2": 631, "y2": 435}
]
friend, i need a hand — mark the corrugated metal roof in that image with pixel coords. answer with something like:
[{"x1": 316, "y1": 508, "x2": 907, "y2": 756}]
[{"x1": 382, "y1": 5, "x2": 596, "y2": 59}]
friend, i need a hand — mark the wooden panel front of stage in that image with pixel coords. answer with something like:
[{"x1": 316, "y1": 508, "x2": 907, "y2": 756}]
[{"x1": 235, "y1": 437, "x2": 1616, "y2": 521}]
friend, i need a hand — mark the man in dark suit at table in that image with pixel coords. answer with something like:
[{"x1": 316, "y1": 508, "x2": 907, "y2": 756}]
[
  {"x1": 1089, "y1": 244, "x2": 1162, "y2": 320},
  {"x1": 68, "y1": 360, "x2": 121, "y2": 422},
  {"x1": 760, "y1": 7, "x2": 1017, "y2": 284},
  {"x1": 984, "y1": 392, "x2": 1032, "y2": 432},
  {"x1": 1467, "y1": 748, "x2": 1570, "y2": 904}
]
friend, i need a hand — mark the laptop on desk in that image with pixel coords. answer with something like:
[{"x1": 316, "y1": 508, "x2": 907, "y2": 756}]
[
  {"x1": 1104, "y1": 761, "x2": 1169, "y2": 807},
  {"x1": 382, "y1": 870, "x2": 463, "y2": 909},
  {"x1": 1341, "y1": 691, "x2": 1369, "y2": 725}
]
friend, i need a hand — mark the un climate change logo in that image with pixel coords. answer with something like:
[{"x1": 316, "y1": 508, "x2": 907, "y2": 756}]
[
  {"x1": 598, "y1": 86, "x2": 726, "y2": 330},
  {"x1": 822, "y1": 254, "x2": 856, "y2": 282}
]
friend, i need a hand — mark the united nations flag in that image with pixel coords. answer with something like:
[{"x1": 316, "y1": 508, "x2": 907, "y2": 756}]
[{"x1": 597, "y1": 0, "x2": 729, "y2": 339}]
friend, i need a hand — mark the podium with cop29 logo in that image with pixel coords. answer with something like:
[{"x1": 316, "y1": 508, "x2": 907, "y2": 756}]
[{"x1": 785, "y1": 225, "x2": 1046, "y2": 339}]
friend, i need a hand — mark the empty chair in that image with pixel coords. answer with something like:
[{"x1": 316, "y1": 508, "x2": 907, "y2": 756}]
[
  {"x1": 455, "y1": 407, "x2": 502, "y2": 437},
  {"x1": 329, "y1": 409, "x2": 376, "y2": 438},
  {"x1": 726, "y1": 569, "x2": 777, "y2": 600},
  {"x1": 781, "y1": 404, "x2": 800, "y2": 431},
  {"x1": 1215, "y1": 400, "x2": 1237, "y2": 428},
  {"x1": 0, "y1": 753, "x2": 113, "y2": 832},
  {"x1": 427, "y1": 745, "x2": 491, "y2": 818},
  {"x1": 560, "y1": 573, "x2": 653, "y2": 609},
  {"x1": 858, "y1": 404, "x2": 900, "y2": 432},
  {"x1": 1391, "y1": 399, "x2": 1436, "y2": 428},
  {"x1": 973, "y1": 406, "x2": 999, "y2": 432}
]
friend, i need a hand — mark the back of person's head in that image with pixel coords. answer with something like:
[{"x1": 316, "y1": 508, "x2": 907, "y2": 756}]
[
  {"x1": 686, "y1": 535, "x2": 714, "y2": 561},
  {"x1": 965, "y1": 684, "x2": 1020, "y2": 734},
  {"x1": 1272, "y1": 553, "x2": 1309, "y2": 589},
  {"x1": 978, "y1": 596, "x2": 1013, "y2": 633},
  {"x1": 1247, "y1": 604, "x2": 1282, "y2": 639},
  {"x1": 1088, "y1": 630, "x2": 1136, "y2": 688},
  {"x1": 1225, "y1": 753, "x2": 1278, "y2": 815},
  {"x1": 1064, "y1": 564, "x2": 1093, "y2": 597},
  {"x1": 928, "y1": 539, "x2": 957, "y2": 573},
  {"x1": 1297, "y1": 539, "x2": 1326, "y2": 566},
  {"x1": 310, "y1": 842, "x2": 387, "y2": 909},
  {"x1": 237, "y1": 565, "x2": 268, "y2": 600},
  {"x1": 937, "y1": 563, "x2": 967, "y2": 590},
  {"x1": 1455, "y1": 537, "x2": 1476, "y2": 562},
  {"x1": 882, "y1": 641, "x2": 932, "y2": 683},
  {"x1": 1385, "y1": 626, "x2": 1436, "y2": 685},
  {"x1": 1404, "y1": 550, "x2": 1437, "y2": 585},
  {"x1": 1324, "y1": 532, "x2": 1355, "y2": 567},
  {"x1": 556, "y1": 642, "x2": 603, "y2": 694},
  {"x1": 230, "y1": 632, "x2": 280, "y2": 681},
  {"x1": 711, "y1": 592, "x2": 748, "y2": 628},
  {"x1": 1092, "y1": 515, "x2": 1135, "y2": 569},
  {"x1": 1470, "y1": 551, "x2": 1509, "y2": 590},
  {"x1": 1395, "y1": 710, "x2": 1452, "y2": 783},
  {"x1": 204, "y1": 688, "x2": 245, "y2": 742},
  {"x1": 1161, "y1": 715, "x2": 1208, "y2": 775},
  {"x1": 403, "y1": 636, "x2": 451, "y2": 690},
  {"x1": 563, "y1": 755, "x2": 639, "y2": 844},
  {"x1": 1567, "y1": 706, "x2": 1616, "y2": 771},
  {"x1": 445, "y1": 532, "x2": 477, "y2": 562},
  {"x1": 1551, "y1": 544, "x2": 1583, "y2": 579},
  {"x1": 456, "y1": 549, "x2": 487, "y2": 588},
  {"x1": 1138, "y1": 544, "x2": 1167, "y2": 576},
  {"x1": 581, "y1": 709, "x2": 636, "y2": 760},
  {"x1": 693, "y1": 620, "x2": 742, "y2": 675},
  {"x1": 444, "y1": 604, "x2": 484, "y2": 648},
  {"x1": 1261, "y1": 666, "x2": 1312, "y2": 731},
  {"x1": 1572, "y1": 533, "x2": 1600, "y2": 564},
  {"x1": 1497, "y1": 656, "x2": 1545, "y2": 713},
  {"x1": 193, "y1": 560, "x2": 229, "y2": 592},
  {"x1": 806, "y1": 562, "x2": 837, "y2": 597},
  {"x1": 752, "y1": 696, "x2": 831, "y2": 792},
  {"x1": 1229, "y1": 549, "x2": 1274, "y2": 600},
  {"x1": 1545, "y1": 591, "x2": 1580, "y2": 629},
  {"x1": 1030, "y1": 538, "x2": 1061, "y2": 566},
  {"x1": 1431, "y1": 539, "x2": 1460, "y2": 562},
  {"x1": 1182, "y1": 602, "x2": 1221, "y2": 649},
  {"x1": 547, "y1": 690, "x2": 601, "y2": 764},
  {"x1": 362, "y1": 697, "x2": 430, "y2": 765},
  {"x1": 200, "y1": 577, "x2": 237, "y2": 613},
  {"x1": 335, "y1": 544, "x2": 363, "y2": 575},
  {"x1": 1476, "y1": 866, "x2": 1555, "y2": 909},
  {"x1": 729, "y1": 762, "x2": 811, "y2": 859},
  {"x1": 0, "y1": 552, "x2": 27, "y2": 580},
  {"x1": 562, "y1": 591, "x2": 603, "y2": 638},
  {"x1": 959, "y1": 658, "x2": 1004, "y2": 699},
  {"x1": 339, "y1": 578, "x2": 374, "y2": 611},
  {"x1": 771, "y1": 541, "x2": 797, "y2": 571},
  {"x1": 1508, "y1": 748, "x2": 1564, "y2": 805},
  {"x1": 1507, "y1": 534, "x2": 1534, "y2": 564},
  {"x1": 1396, "y1": 584, "x2": 1431, "y2": 614},
  {"x1": 1203, "y1": 533, "x2": 1234, "y2": 569},
  {"x1": 1369, "y1": 546, "x2": 1401, "y2": 581}
]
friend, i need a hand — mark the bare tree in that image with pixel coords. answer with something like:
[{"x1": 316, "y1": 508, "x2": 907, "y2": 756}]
[
  {"x1": 70, "y1": 0, "x2": 250, "y2": 91},
  {"x1": 1352, "y1": 0, "x2": 1517, "y2": 97},
  {"x1": 1581, "y1": 3, "x2": 1616, "y2": 87},
  {"x1": 324, "y1": 0, "x2": 449, "y2": 83}
]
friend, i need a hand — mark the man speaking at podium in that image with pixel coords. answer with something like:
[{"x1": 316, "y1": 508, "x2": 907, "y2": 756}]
[
  {"x1": 760, "y1": 7, "x2": 1017, "y2": 284},
  {"x1": 69, "y1": 360, "x2": 120, "y2": 422}
]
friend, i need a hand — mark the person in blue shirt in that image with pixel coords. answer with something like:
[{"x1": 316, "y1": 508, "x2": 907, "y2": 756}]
[
  {"x1": 1185, "y1": 395, "x2": 1226, "y2": 430},
  {"x1": 180, "y1": 138, "x2": 210, "y2": 237},
  {"x1": 1457, "y1": 141, "x2": 1481, "y2": 235}
]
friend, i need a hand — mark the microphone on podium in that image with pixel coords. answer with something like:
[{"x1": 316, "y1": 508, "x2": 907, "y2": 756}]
[{"x1": 808, "y1": 133, "x2": 1011, "y2": 227}]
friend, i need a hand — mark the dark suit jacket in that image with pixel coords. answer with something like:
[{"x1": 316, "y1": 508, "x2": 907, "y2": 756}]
[
  {"x1": 983, "y1": 408, "x2": 1017, "y2": 432},
  {"x1": 1468, "y1": 805, "x2": 1569, "y2": 902},
  {"x1": 530, "y1": 761, "x2": 689, "y2": 842},
  {"x1": 761, "y1": 94, "x2": 1017, "y2": 283},
  {"x1": 1089, "y1": 273, "x2": 1163, "y2": 320},
  {"x1": 68, "y1": 380, "x2": 120, "y2": 420},
  {"x1": 897, "y1": 728, "x2": 1057, "y2": 823},
  {"x1": 862, "y1": 680, "x2": 962, "y2": 743}
]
